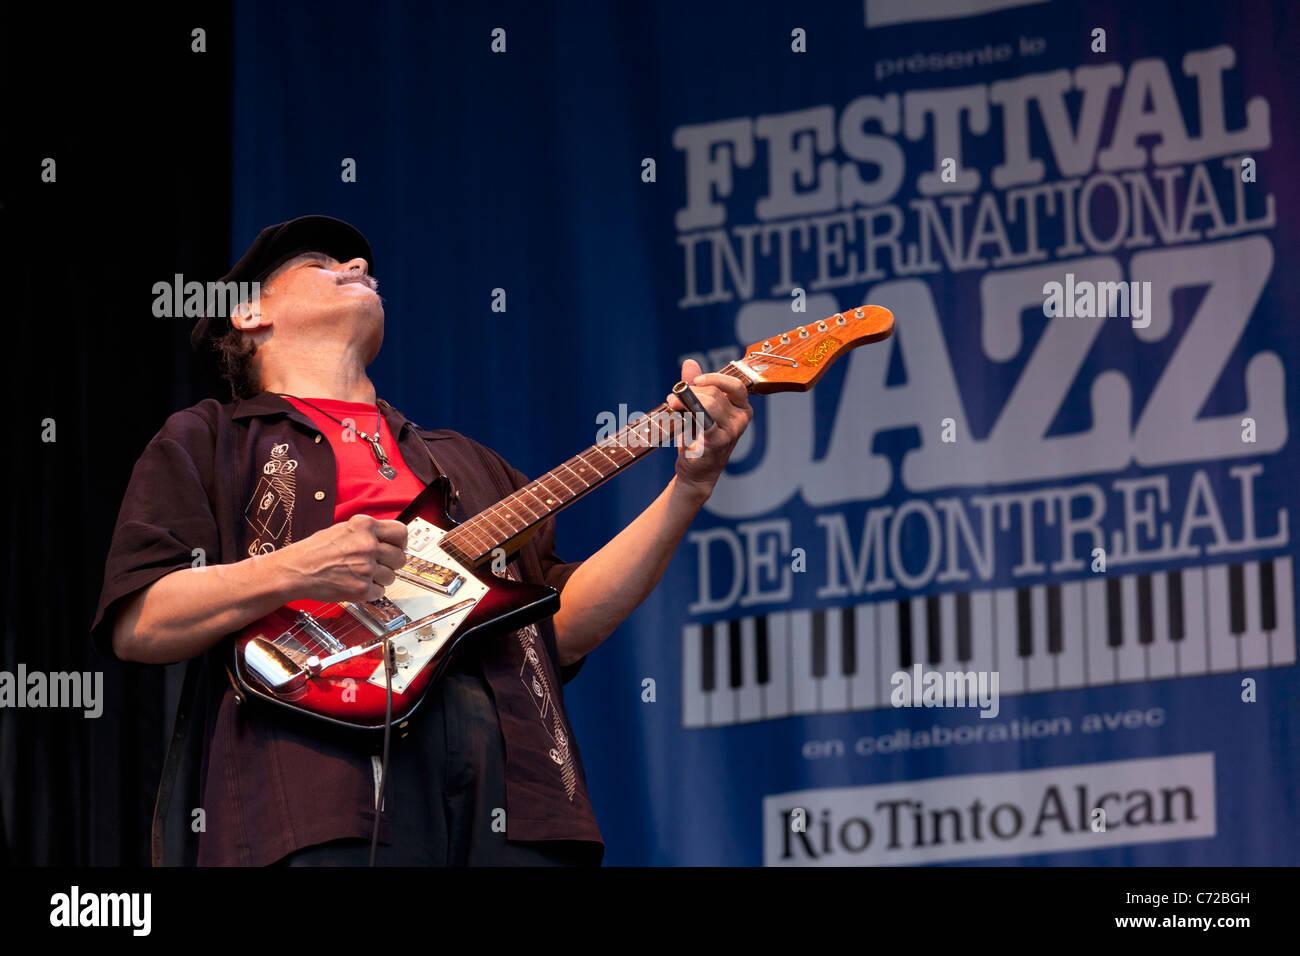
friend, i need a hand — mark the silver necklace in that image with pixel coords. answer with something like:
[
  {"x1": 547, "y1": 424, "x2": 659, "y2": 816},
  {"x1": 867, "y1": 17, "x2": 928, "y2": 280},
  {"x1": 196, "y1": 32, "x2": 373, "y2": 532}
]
[{"x1": 285, "y1": 395, "x2": 398, "y2": 480}]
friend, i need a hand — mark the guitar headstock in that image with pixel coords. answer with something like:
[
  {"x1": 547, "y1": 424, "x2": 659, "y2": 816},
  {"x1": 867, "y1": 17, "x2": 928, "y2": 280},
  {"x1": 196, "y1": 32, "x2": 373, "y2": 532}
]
[{"x1": 737, "y1": 305, "x2": 894, "y2": 394}]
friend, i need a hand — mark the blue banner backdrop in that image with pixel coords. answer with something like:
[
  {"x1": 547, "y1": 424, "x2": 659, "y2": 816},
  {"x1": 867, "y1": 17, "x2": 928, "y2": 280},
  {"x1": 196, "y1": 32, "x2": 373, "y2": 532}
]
[{"x1": 230, "y1": 0, "x2": 1299, "y2": 865}]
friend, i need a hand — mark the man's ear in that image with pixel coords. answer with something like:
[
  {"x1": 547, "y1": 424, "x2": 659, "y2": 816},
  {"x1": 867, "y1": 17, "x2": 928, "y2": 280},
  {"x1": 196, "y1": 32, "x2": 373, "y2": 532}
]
[{"x1": 230, "y1": 300, "x2": 271, "y2": 331}]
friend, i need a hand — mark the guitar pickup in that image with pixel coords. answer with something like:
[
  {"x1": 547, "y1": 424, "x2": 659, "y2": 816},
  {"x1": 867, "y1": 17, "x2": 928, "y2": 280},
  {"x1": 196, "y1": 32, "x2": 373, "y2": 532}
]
[
  {"x1": 398, "y1": 555, "x2": 464, "y2": 595},
  {"x1": 343, "y1": 595, "x2": 411, "y2": 636}
]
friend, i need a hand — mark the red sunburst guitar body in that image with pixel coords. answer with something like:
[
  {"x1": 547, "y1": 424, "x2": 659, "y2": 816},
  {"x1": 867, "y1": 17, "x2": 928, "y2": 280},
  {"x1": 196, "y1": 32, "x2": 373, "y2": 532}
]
[
  {"x1": 230, "y1": 305, "x2": 895, "y2": 730},
  {"x1": 231, "y1": 476, "x2": 558, "y2": 729}
]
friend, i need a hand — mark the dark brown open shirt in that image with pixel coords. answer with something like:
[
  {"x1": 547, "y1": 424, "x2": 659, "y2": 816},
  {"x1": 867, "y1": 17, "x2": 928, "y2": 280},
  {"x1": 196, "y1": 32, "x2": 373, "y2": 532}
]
[{"x1": 91, "y1": 392, "x2": 603, "y2": 865}]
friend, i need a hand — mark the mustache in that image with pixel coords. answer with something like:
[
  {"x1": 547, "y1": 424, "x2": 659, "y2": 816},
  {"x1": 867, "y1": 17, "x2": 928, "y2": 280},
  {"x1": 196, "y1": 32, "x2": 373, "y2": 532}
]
[{"x1": 336, "y1": 269, "x2": 379, "y2": 292}]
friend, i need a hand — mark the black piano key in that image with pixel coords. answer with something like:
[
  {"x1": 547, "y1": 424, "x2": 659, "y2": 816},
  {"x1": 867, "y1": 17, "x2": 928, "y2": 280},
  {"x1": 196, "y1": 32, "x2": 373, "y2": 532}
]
[
  {"x1": 926, "y1": 595, "x2": 942, "y2": 664},
  {"x1": 701, "y1": 623, "x2": 716, "y2": 692},
  {"x1": 728, "y1": 618, "x2": 744, "y2": 688},
  {"x1": 755, "y1": 615, "x2": 770, "y2": 684},
  {"x1": 1228, "y1": 563, "x2": 1246, "y2": 634},
  {"x1": 1167, "y1": 570, "x2": 1185, "y2": 642},
  {"x1": 956, "y1": 592, "x2": 972, "y2": 661},
  {"x1": 898, "y1": 600, "x2": 913, "y2": 668},
  {"x1": 1137, "y1": 574, "x2": 1154, "y2": 645},
  {"x1": 1016, "y1": 587, "x2": 1033, "y2": 657},
  {"x1": 811, "y1": 610, "x2": 827, "y2": 678},
  {"x1": 1046, "y1": 584, "x2": 1063, "y2": 654},
  {"x1": 1106, "y1": 578, "x2": 1123, "y2": 647},
  {"x1": 1260, "y1": 559, "x2": 1277, "y2": 631},
  {"x1": 840, "y1": 607, "x2": 857, "y2": 676}
]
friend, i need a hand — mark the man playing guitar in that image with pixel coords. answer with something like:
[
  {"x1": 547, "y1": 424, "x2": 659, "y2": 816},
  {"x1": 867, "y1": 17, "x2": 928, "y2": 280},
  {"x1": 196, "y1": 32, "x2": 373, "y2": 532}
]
[{"x1": 92, "y1": 215, "x2": 754, "y2": 866}]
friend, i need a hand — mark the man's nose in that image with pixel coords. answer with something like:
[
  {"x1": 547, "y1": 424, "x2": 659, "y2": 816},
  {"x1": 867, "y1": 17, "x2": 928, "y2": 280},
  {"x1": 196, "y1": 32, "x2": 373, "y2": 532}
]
[{"x1": 339, "y1": 257, "x2": 369, "y2": 275}]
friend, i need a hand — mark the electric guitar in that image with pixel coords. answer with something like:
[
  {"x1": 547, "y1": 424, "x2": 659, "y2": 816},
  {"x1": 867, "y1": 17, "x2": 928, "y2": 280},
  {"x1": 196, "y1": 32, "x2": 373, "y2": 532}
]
[{"x1": 232, "y1": 306, "x2": 895, "y2": 729}]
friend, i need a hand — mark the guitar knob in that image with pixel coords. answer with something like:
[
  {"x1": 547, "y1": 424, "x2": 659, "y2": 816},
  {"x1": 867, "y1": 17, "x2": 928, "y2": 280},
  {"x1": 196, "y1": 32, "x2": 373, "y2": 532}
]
[
  {"x1": 836, "y1": 314, "x2": 847, "y2": 325},
  {"x1": 779, "y1": 334, "x2": 790, "y2": 345},
  {"x1": 394, "y1": 644, "x2": 410, "y2": 664},
  {"x1": 797, "y1": 327, "x2": 809, "y2": 339},
  {"x1": 855, "y1": 308, "x2": 865, "y2": 319},
  {"x1": 817, "y1": 321, "x2": 828, "y2": 332}
]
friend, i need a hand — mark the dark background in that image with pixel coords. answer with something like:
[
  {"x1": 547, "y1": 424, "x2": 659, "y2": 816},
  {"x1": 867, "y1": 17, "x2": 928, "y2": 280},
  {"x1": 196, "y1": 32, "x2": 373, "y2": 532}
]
[{"x1": 3, "y1": 7, "x2": 234, "y2": 865}]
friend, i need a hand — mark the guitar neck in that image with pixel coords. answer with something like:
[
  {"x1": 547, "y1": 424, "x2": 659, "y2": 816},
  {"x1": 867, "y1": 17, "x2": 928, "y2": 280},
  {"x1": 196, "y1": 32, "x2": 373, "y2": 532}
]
[{"x1": 440, "y1": 363, "x2": 752, "y2": 566}]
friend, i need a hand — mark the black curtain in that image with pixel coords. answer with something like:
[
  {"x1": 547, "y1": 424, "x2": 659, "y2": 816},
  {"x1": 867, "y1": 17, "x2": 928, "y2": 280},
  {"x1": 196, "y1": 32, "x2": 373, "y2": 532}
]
[{"x1": 2, "y1": 5, "x2": 233, "y2": 865}]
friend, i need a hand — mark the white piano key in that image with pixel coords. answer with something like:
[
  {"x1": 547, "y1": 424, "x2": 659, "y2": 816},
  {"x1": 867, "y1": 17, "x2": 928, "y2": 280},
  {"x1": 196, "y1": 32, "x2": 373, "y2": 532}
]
[
  {"x1": 709, "y1": 621, "x2": 738, "y2": 726},
  {"x1": 820, "y1": 610, "x2": 849, "y2": 712},
  {"x1": 1269, "y1": 556, "x2": 1295, "y2": 667},
  {"x1": 1175, "y1": 568, "x2": 1209, "y2": 677},
  {"x1": 911, "y1": 596, "x2": 929, "y2": 670},
  {"x1": 1116, "y1": 575, "x2": 1146, "y2": 682},
  {"x1": 1026, "y1": 585, "x2": 1056, "y2": 691},
  {"x1": 969, "y1": 590, "x2": 996, "y2": 678},
  {"x1": 1147, "y1": 572, "x2": 1178, "y2": 680},
  {"x1": 737, "y1": 617, "x2": 764, "y2": 723},
  {"x1": 1206, "y1": 564, "x2": 1238, "y2": 673},
  {"x1": 1238, "y1": 562, "x2": 1271, "y2": 669},
  {"x1": 1085, "y1": 578, "x2": 1116, "y2": 685},
  {"x1": 1057, "y1": 581, "x2": 1086, "y2": 689},
  {"x1": 994, "y1": 588, "x2": 1024, "y2": 694},
  {"x1": 878, "y1": 600, "x2": 901, "y2": 708},
  {"x1": 848, "y1": 604, "x2": 878, "y2": 711},
  {"x1": 682, "y1": 624, "x2": 706, "y2": 728},
  {"x1": 763, "y1": 612, "x2": 791, "y2": 720},
  {"x1": 940, "y1": 592, "x2": 958, "y2": 668},
  {"x1": 789, "y1": 609, "x2": 817, "y2": 714}
]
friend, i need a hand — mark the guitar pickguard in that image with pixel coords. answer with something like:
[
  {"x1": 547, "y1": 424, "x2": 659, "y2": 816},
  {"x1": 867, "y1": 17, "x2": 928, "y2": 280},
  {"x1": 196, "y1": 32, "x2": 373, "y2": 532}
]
[{"x1": 356, "y1": 517, "x2": 488, "y2": 694}]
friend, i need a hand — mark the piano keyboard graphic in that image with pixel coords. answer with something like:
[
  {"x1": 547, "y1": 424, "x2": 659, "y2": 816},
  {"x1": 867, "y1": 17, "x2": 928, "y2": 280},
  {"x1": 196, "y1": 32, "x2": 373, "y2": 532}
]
[{"x1": 682, "y1": 558, "x2": 1295, "y2": 728}]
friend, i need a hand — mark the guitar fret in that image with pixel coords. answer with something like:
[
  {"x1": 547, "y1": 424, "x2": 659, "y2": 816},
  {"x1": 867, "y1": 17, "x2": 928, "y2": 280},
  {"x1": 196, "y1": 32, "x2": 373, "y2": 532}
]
[
  {"x1": 534, "y1": 475, "x2": 566, "y2": 503},
  {"x1": 576, "y1": 449, "x2": 612, "y2": 478},
  {"x1": 508, "y1": 489, "x2": 546, "y2": 521},
  {"x1": 560, "y1": 461, "x2": 592, "y2": 487},
  {"x1": 591, "y1": 443, "x2": 622, "y2": 468},
  {"x1": 548, "y1": 469, "x2": 582, "y2": 496},
  {"x1": 520, "y1": 483, "x2": 553, "y2": 514},
  {"x1": 476, "y1": 508, "x2": 517, "y2": 544},
  {"x1": 487, "y1": 503, "x2": 527, "y2": 536}
]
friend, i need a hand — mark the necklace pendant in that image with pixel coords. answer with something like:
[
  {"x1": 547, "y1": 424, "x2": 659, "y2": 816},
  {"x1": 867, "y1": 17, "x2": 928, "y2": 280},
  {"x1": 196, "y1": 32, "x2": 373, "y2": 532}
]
[{"x1": 379, "y1": 463, "x2": 398, "y2": 480}]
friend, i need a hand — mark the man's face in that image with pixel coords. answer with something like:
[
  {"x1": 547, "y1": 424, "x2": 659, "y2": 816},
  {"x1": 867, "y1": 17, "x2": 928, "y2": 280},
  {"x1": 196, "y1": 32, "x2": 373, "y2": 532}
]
[{"x1": 255, "y1": 251, "x2": 384, "y2": 361}]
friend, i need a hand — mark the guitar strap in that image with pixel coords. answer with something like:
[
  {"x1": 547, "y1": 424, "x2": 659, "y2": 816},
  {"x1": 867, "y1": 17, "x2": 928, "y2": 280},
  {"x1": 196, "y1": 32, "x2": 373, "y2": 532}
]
[{"x1": 379, "y1": 398, "x2": 460, "y2": 505}]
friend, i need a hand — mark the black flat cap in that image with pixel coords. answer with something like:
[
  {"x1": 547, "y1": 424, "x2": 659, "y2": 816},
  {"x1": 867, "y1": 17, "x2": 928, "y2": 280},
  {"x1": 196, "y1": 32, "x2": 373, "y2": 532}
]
[{"x1": 190, "y1": 215, "x2": 374, "y2": 351}]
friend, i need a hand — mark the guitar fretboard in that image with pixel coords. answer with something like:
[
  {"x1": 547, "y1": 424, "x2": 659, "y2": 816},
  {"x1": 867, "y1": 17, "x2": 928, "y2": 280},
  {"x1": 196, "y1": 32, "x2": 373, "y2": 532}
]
[{"x1": 440, "y1": 363, "x2": 750, "y2": 565}]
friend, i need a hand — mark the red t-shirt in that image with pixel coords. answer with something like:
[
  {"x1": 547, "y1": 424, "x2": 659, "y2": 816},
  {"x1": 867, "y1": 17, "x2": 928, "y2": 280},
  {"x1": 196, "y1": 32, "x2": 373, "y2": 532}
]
[{"x1": 282, "y1": 396, "x2": 428, "y2": 522}]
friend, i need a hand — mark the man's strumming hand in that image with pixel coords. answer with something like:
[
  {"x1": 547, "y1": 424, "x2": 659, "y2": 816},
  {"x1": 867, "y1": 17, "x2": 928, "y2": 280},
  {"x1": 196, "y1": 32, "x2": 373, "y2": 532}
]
[{"x1": 275, "y1": 513, "x2": 409, "y2": 603}]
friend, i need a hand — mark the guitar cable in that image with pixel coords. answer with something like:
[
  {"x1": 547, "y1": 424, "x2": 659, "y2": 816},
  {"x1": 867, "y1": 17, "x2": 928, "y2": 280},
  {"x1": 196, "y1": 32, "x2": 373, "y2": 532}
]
[
  {"x1": 368, "y1": 632, "x2": 460, "y2": 866},
  {"x1": 370, "y1": 637, "x2": 394, "y2": 867}
]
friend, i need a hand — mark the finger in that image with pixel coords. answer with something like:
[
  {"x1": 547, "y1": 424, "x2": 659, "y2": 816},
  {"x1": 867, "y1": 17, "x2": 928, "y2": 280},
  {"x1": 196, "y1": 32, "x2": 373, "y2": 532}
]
[
  {"x1": 373, "y1": 565, "x2": 397, "y2": 588},
  {"x1": 372, "y1": 520, "x2": 410, "y2": 547},
  {"x1": 689, "y1": 373, "x2": 751, "y2": 408},
  {"x1": 680, "y1": 357, "x2": 703, "y2": 383},
  {"x1": 375, "y1": 542, "x2": 408, "y2": 570}
]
